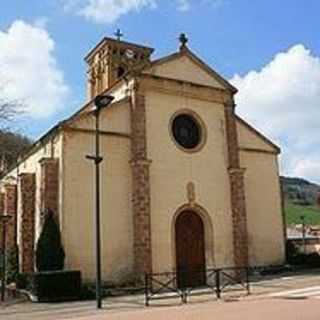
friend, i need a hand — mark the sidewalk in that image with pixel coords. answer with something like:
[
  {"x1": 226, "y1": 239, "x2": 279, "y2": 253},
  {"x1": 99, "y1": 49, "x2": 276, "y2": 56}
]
[{"x1": 1, "y1": 269, "x2": 320, "y2": 320}]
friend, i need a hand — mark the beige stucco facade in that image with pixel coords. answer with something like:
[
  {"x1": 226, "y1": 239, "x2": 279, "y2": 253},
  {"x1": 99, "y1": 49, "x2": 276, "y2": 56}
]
[
  {"x1": 145, "y1": 90, "x2": 234, "y2": 272},
  {"x1": 61, "y1": 100, "x2": 133, "y2": 282},
  {"x1": 0, "y1": 37, "x2": 285, "y2": 284}
]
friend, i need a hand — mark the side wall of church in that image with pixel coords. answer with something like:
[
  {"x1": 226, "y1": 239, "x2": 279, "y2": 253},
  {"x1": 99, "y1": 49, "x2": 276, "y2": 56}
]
[
  {"x1": 237, "y1": 118, "x2": 285, "y2": 266},
  {"x1": 239, "y1": 150, "x2": 285, "y2": 266},
  {"x1": 145, "y1": 90, "x2": 235, "y2": 273},
  {"x1": 61, "y1": 102, "x2": 133, "y2": 283},
  {"x1": 0, "y1": 133, "x2": 63, "y2": 272},
  {"x1": 1, "y1": 134, "x2": 63, "y2": 243}
]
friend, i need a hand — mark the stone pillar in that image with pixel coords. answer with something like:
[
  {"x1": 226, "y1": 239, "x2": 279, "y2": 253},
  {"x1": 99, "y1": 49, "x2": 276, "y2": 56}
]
[
  {"x1": 0, "y1": 193, "x2": 4, "y2": 251},
  {"x1": 4, "y1": 184, "x2": 17, "y2": 250},
  {"x1": 130, "y1": 89, "x2": 153, "y2": 276},
  {"x1": 18, "y1": 173, "x2": 36, "y2": 273},
  {"x1": 225, "y1": 102, "x2": 249, "y2": 267},
  {"x1": 39, "y1": 158, "x2": 59, "y2": 219}
]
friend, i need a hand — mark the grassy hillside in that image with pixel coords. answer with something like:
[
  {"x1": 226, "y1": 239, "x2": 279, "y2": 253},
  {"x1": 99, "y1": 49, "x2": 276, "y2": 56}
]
[{"x1": 285, "y1": 201, "x2": 320, "y2": 225}]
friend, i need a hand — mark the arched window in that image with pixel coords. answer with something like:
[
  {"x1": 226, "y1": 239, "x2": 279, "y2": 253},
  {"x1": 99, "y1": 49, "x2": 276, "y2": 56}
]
[{"x1": 117, "y1": 66, "x2": 126, "y2": 78}]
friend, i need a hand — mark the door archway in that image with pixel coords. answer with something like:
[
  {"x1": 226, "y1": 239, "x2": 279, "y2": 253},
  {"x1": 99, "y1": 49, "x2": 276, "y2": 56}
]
[{"x1": 175, "y1": 210, "x2": 206, "y2": 288}]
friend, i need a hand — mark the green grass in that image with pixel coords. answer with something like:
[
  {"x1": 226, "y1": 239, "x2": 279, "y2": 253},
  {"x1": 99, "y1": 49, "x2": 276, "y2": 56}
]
[{"x1": 285, "y1": 201, "x2": 320, "y2": 225}]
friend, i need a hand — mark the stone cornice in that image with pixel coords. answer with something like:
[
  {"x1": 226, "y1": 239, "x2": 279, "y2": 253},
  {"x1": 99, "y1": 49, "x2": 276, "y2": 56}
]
[
  {"x1": 63, "y1": 126, "x2": 131, "y2": 139},
  {"x1": 239, "y1": 147, "x2": 279, "y2": 155}
]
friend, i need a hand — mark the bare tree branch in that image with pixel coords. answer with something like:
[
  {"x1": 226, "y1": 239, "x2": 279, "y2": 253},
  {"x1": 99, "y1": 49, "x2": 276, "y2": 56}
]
[{"x1": 0, "y1": 99, "x2": 23, "y2": 122}]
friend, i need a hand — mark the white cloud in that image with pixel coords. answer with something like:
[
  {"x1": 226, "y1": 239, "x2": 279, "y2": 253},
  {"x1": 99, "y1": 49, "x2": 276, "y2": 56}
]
[
  {"x1": 0, "y1": 20, "x2": 69, "y2": 118},
  {"x1": 230, "y1": 44, "x2": 320, "y2": 183},
  {"x1": 65, "y1": 0, "x2": 156, "y2": 24},
  {"x1": 177, "y1": 0, "x2": 190, "y2": 12},
  {"x1": 64, "y1": 0, "x2": 224, "y2": 23}
]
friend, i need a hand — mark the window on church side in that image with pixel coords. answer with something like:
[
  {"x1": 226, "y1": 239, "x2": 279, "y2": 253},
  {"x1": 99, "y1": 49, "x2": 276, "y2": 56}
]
[
  {"x1": 171, "y1": 112, "x2": 204, "y2": 151},
  {"x1": 117, "y1": 66, "x2": 126, "y2": 78}
]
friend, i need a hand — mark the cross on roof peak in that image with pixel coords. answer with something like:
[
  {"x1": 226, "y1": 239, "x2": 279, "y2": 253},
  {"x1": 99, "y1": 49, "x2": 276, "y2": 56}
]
[
  {"x1": 114, "y1": 29, "x2": 124, "y2": 41},
  {"x1": 179, "y1": 33, "x2": 188, "y2": 50}
]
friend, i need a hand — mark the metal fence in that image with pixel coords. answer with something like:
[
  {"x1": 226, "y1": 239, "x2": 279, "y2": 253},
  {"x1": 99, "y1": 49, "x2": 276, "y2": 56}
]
[{"x1": 145, "y1": 267, "x2": 250, "y2": 306}]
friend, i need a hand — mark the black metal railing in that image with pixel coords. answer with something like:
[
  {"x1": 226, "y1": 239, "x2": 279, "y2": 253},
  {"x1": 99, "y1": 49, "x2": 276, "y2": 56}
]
[{"x1": 145, "y1": 266, "x2": 250, "y2": 306}]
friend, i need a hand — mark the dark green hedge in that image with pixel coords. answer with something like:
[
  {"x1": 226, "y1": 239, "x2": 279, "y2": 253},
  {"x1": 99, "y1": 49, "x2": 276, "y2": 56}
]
[
  {"x1": 29, "y1": 270, "x2": 81, "y2": 302},
  {"x1": 287, "y1": 241, "x2": 320, "y2": 267}
]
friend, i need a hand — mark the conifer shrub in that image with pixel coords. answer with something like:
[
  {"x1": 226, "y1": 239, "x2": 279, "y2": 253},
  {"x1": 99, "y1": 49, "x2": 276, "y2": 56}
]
[{"x1": 35, "y1": 209, "x2": 65, "y2": 272}]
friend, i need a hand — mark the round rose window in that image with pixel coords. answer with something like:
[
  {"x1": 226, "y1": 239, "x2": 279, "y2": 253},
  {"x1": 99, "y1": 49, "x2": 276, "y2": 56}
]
[{"x1": 171, "y1": 113, "x2": 202, "y2": 150}]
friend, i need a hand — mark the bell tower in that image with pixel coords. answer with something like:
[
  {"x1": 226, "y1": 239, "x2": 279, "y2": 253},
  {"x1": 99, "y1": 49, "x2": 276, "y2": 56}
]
[{"x1": 85, "y1": 33, "x2": 154, "y2": 100}]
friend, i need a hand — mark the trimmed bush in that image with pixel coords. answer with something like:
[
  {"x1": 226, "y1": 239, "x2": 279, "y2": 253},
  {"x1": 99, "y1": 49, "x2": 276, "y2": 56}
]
[
  {"x1": 287, "y1": 240, "x2": 320, "y2": 267},
  {"x1": 16, "y1": 273, "x2": 30, "y2": 290},
  {"x1": 305, "y1": 253, "x2": 320, "y2": 267},
  {"x1": 35, "y1": 210, "x2": 65, "y2": 272},
  {"x1": 29, "y1": 270, "x2": 81, "y2": 302}
]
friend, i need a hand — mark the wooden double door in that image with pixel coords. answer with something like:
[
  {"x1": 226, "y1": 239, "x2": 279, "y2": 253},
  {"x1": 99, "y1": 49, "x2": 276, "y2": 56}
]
[{"x1": 175, "y1": 210, "x2": 206, "y2": 288}]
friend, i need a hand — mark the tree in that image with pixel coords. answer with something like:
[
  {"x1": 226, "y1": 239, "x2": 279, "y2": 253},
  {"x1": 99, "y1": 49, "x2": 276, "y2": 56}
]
[
  {"x1": 0, "y1": 83, "x2": 24, "y2": 126},
  {"x1": 0, "y1": 86, "x2": 31, "y2": 170},
  {"x1": 317, "y1": 193, "x2": 320, "y2": 208},
  {"x1": 0, "y1": 130, "x2": 32, "y2": 169},
  {"x1": 35, "y1": 210, "x2": 65, "y2": 272},
  {"x1": 0, "y1": 94, "x2": 22, "y2": 122}
]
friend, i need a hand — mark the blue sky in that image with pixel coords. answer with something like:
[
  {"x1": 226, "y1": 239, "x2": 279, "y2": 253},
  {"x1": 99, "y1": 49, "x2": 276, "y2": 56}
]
[{"x1": 1, "y1": 0, "x2": 320, "y2": 182}]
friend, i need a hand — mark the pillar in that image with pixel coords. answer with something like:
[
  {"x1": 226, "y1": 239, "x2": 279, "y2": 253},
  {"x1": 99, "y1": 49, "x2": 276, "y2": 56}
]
[
  {"x1": 225, "y1": 102, "x2": 249, "y2": 267},
  {"x1": 39, "y1": 158, "x2": 59, "y2": 219},
  {"x1": 18, "y1": 173, "x2": 36, "y2": 273},
  {"x1": 0, "y1": 193, "x2": 4, "y2": 252},
  {"x1": 4, "y1": 184, "x2": 17, "y2": 250},
  {"x1": 130, "y1": 89, "x2": 152, "y2": 276}
]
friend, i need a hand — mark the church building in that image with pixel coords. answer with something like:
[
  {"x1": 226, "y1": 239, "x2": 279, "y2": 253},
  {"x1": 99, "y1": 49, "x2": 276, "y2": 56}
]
[{"x1": 0, "y1": 34, "x2": 285, "y2": 284}]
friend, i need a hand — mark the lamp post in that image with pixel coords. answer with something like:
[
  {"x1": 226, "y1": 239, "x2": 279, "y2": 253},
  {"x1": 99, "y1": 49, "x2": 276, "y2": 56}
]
[
  {"x1": 86, "y1": 94, "x2": 114, "y2": 309},
  {"x1": 0, "y1": 214, "x2": 11, "y2": 302}
]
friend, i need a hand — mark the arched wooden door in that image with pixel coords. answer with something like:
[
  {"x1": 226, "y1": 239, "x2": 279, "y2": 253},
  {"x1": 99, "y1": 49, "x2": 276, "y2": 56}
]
[{"x1": 175, "y1": 210, "x2": 206, "y2": 288}]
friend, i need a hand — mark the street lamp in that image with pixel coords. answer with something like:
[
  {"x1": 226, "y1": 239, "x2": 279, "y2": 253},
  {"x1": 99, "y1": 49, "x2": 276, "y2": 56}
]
[
  {"x1": 0, "y1": 214, "x2": 12, "y2": 302},
  {"x1": 86, "y1": 94, "x2": 114, "y2": 309}
]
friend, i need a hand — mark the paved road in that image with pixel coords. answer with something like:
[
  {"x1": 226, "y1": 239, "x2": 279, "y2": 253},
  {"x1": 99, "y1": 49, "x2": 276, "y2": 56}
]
[{"x1": 60, "y1": 298, "x2": 320, "y2": 320}]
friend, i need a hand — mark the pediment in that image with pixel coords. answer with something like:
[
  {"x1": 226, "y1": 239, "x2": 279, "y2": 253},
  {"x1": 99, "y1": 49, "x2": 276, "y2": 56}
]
[{"x1": 144, "y1": 49, "x2": 237, "y2": 92}]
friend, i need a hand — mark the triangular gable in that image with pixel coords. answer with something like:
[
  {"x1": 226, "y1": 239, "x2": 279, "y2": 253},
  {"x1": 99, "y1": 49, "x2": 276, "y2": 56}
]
[
  {"x1": 236, "y1": 116, "x2": 280, "y2": 154},
  {"x1": 144, "y1": 48, "x2": 237, "y2": 92}
]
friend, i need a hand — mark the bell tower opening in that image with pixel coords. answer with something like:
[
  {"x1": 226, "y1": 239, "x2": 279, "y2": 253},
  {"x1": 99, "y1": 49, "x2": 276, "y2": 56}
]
[
  {"x1": 117, "y1": 65, "x2": 127, "y2": 79},
  {"x1": 84, "y1": 36, "x2": 154, "y2": 100}
]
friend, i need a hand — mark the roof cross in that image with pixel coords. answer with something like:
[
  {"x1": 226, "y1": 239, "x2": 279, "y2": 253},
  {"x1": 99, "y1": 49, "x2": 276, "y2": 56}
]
[
  {"x1": 179, "y1": 33, "x2": 188, "y2": 49},
  {"x1": 114, "y1": 29, "x2": 124, "y2": 41}
]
